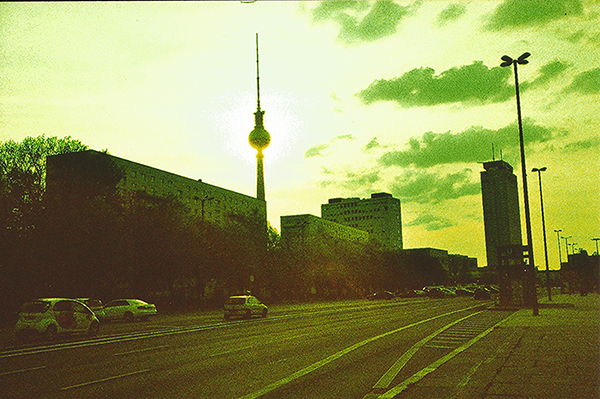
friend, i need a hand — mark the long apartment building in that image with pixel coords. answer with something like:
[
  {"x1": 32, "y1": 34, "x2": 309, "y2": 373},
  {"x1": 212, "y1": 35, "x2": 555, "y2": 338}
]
[
  {"x1": 321, "y1": 193, "x2": 403, "y2": 249},
  {"x1": 280, "y1": 214, "x2": 369, "y2": 248},
  {"x1": 46, "y1": 150, "x2": 266, "y2": 227}
]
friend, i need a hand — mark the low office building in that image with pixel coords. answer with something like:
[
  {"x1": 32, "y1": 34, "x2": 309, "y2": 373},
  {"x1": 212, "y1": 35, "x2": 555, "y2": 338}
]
[
  {"x1": 321, "y1": 193, "x2": 402, "y2": 249},
  {"x1": 280, "y1": 214, "x2": 369, "y2": 248},
  {"x1": 403, "y1": 248, "x2": 478, "y2": 279},
  {"x1": 46, "y1": 150, "x2": 266, "y2": 227}
]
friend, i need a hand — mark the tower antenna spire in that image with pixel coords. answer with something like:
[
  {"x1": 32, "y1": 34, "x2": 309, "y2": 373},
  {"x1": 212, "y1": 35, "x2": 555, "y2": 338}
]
[{"x1": 256, "y1": 33, "x2": 261, "y2": 112}]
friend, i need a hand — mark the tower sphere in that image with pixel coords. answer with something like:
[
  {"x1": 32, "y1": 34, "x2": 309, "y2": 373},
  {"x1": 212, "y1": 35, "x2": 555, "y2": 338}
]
[{"x1": 249, "y1": 110, "x2": 271, "y2": 150}]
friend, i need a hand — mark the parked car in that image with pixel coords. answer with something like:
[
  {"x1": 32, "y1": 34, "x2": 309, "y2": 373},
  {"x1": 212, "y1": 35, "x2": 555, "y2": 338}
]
[
  {"x1": 454, "y1": 287, "x2": 475, "y2": 297},
  {"x1": 366, "y1": 291, "x2": 395, "y2": 300},
  {"x1": 76, "y1": 298, "x2": 105, "y2": 320},
  {"x1": 102, "y1": 299, "x2": 157, "y2": 322},
  {"x1": 15, "y1": 298, "x2": 100, "y2": 342},
  {"x1": 474, "y1": 287, "x2": 492, "y2": 300},
  {"x1": 224, "y1": 295, "x2": 267, "y2": 320}
]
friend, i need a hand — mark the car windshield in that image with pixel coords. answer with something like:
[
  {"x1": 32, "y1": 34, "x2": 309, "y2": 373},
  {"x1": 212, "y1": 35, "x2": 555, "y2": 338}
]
[
  {"x1": 227, "y1": 297, "x2": 246, "y2": 305},
  {"x1": 21, "y1": 301, "x2": 50, "y2": 314},
  {"x1": 85, "y1": 299, "x2": 103, "y2": 308}
]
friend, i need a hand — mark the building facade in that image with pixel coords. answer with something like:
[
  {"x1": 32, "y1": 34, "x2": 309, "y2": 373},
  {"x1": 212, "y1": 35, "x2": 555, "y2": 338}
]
[
  {"x1": 321, "y1": 193, "x2": 402, "y2": 249},
  {"x1": 280, "y1": 214, "x2": 369, "y2": 248},
  {"x1": 46, "y1": 150, "x2": 266, "y2": 227},
  {"x1": 480, "y1": 160, "x2": 523, "y2": 268}
]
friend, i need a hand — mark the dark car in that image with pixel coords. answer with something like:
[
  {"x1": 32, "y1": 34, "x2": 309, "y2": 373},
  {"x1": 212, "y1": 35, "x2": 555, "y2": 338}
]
[
  {"x1": 474, "y1": 288, "x2": 492, "y2": 300},
  {"x1": 367, "y1": 291, "x2": 395, "y2": 300}
]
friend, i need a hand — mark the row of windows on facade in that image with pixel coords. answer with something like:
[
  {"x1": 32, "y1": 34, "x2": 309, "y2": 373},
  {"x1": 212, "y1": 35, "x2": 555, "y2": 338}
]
[
  {"x1": 332, "y1": 201, "x2": 391, "y2": 208},
  {"x1": 126, "y1": 179, "x2": 248, "y2": 208},
  {"x1": 329, "y1": 206, "x2": 390, "y2": 215}
]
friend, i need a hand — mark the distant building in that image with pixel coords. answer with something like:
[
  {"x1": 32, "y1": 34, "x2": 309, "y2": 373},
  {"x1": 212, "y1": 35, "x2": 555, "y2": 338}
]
[
  {"x1": 280, "y1": 214, "x2": 369, "y2": 248},
  {"x1": 480, "y1": 160, "x2": 523, "y2": 268},
  {"x1": 321, "y1": 193, "x2": 402, "y2": 249},
  {"x1": 46, "y1": 150, "x2": 266, "y2": 227},
  {"x1": 403, "y1": 248, "x2": 477, "y2": 274}
]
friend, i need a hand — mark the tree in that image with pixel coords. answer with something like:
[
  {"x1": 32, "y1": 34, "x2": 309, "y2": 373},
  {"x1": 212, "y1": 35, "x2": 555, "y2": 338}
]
[{"x1": 0, "y1": 136, "x2": 88, "y2": 325}]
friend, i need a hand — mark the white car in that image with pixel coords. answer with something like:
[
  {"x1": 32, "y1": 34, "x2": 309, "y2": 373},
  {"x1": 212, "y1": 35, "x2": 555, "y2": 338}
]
[
  {"x1": 15, "y1": 298, "x2": 100, "y2": 342},
  {"x1": 224, "y1": 295, "x2": 267, "y2": 320},
  {"x1": 102, "y1": 299, "x2": 157, "y2": 322},
  {"x1": 76, "y1": 298, "x2": 106, "y2": 320}
]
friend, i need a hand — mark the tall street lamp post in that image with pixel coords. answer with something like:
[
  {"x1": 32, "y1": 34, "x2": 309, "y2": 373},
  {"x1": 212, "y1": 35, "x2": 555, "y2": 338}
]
[
  {"x1": 554, "y1": 229, "x2": 562, "y2": 265},
  {"x1": 501, "y1": 52, "x2": 538, "y2": 315},
  {"x1": 533, "y1": 167, "x2": 551, "y2": 300},
  {"x1": 570, "y1": 242, "x2": 578, "y2": 254},
  {"x1": 593, "y1": 238, "x2": 600, "y2": 255},
  {"x1": 562, "y1": 235, "x2": 572, "y2": 259}
]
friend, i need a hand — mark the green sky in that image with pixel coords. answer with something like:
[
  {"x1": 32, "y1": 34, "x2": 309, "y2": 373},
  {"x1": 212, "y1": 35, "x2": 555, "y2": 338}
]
[{"x1": 1, "y1": 0, "x2": 599, "y2": 267}]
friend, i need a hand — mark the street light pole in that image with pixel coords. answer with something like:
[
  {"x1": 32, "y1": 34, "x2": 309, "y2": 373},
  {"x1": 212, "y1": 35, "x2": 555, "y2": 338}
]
[
  {"x1": 592, "y1": 238, "x2": 600, "y2": 255},
  {"x1": 562, "y1": 235, "x2": 571, "y2": 258},
  {"x1": 570, "y1": 242, "x2": 578, "y2": 254},
  {"x1": 554, "y1": 229, "x2": 562, "y2": 265},
  {"x1": 533, "y1": 167, "x2": 551, "y2": 301},
  {"x1": 501, "y1": 52, "x2": 538, "y2": 315}
]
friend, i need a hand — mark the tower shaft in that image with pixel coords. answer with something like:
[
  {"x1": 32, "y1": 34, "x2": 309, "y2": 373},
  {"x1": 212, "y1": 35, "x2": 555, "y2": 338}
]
[{"x1": 256, "y1": 150, "x2": 265, "y2": 201}]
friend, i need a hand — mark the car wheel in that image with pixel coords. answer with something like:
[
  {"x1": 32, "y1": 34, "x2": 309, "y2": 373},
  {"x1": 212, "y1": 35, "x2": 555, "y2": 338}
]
[
  {"x1": 244, "y1": 310, "x2": 251, "y2": 319},
  {"x1": 261, "y1": 309, "x2": 267, "y2": 318},
  {"x1": 44, "y1": 325, "x2": 57, "y2": 342},
  {"x1": 124, "y1": 312, "x2": 134, "y2": 323},
  {"x1": 141, "y1": 315, "x2": 149, "y2": 322},
  {"x1": 88, "y1": 321, "x2": 100, "y2": 337},
  {"x1": 224, "y1": 314, "x2": 231, "y2": 321}
]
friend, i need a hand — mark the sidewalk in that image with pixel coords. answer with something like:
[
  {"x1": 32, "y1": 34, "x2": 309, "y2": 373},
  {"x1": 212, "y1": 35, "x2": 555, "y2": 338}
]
[{"x1": 396, "y1": 293, "x2": 600, "y2": 399}]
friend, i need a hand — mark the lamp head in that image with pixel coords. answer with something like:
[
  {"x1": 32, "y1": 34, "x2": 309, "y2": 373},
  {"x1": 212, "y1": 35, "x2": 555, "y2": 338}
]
[
  {"x1": 500, "y1": 55, "x2": 513, "y2": 67},
  {"x1": 517, "y1": 52, "x2": 531, "y2": 65}
]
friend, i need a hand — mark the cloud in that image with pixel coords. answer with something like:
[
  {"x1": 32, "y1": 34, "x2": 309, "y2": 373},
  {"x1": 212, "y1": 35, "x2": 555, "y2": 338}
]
[
  {"x1": 406, "y1": 212, "x2": 455, "y2": 231},
  {"x1": 319, "y1": 170, "x2": 380, "y2": 191},
  {"x1": 305, "y1": 135, "x2": 356, "y2": 158},
  {"x1": 485, "y1": 0, "x2": 584, "y2": 31},
  {"x1": 379, "y1": 119, "x2": 555, "y2": 168},
  {"x1": 525, "y1": 60, "x2": 570, "y2": 89},
  {"x1": 305, "y1": 143, "x2": 330, "y2": 158},
  {"x1": 311, "y1": 0, "x2": 421, "y2": 44},
  {"x1": 389, "y1": 169, "x2": 480, "y2": 204},
  {"x1": 332, "y1": 134, "x2": 355, "y2": 141},
  {"x1": 563, "y1": 68, "x2": 600, "y2": 94},
  {"x1": 311, "y1": 1, "x2": 369, "y2": 22},
  {"x1": 357, "y1": 61, "x2": 513, "y2": 107},
  {"x1": 564, "y1": 137, "x2": 600, "y2": 152},
  {"x1": 436, "y1": 4, "x2": 467, "y2": 27},
  {"x1": 364, "y1": 137, "x2": 380, "y2": 151}
]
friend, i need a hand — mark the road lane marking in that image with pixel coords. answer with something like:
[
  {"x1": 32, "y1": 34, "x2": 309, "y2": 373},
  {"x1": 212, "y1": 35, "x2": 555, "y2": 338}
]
[
  {"x1": 60, "y1": 368, "x2": 151, "y2": 391},
  {"x1": 0, "y1": 365, "x2": 46, "y2": 376},
  {"x1": 0, "y1": 323, "x2": 227, "y2": 359},
  {"x1": 238, "y1": 304, "x2": 487, "y2": 399},
  {"x1": 370, "y1": 311, "x2": 481, "y2": 393},
  {"x1": 114, "y1": 345, "x2": 169, "y2": 356},
  {"x1": 0, "y1": 303, "x2": 413, "y2": 359},
  {"x1": 377, "y1": 313, "x2": 514, "y2": 399}
]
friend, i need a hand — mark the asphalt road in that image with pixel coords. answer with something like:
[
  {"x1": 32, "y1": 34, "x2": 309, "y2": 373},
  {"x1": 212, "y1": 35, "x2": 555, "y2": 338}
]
[{"x1": 0, "y1": 298, "x2": 514, "y2": 398}]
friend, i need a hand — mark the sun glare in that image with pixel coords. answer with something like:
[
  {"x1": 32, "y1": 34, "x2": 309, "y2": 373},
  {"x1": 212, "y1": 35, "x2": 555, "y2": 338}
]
[{"x1": 214, "y1": 91, "x2": 303, "y2": 168}]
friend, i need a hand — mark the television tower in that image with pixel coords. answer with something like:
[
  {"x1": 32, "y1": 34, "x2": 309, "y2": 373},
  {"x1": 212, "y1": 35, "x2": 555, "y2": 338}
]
[{"x1": 248, "y1": 33, "x2": 270, "y2": 201}]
